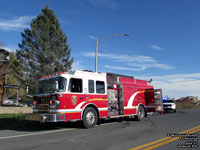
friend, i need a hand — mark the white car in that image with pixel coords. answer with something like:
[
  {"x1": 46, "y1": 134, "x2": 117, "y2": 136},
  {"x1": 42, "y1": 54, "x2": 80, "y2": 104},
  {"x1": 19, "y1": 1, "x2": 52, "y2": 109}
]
[
  {"x1": 2, "y1": 99, "x2": 14, "y2": 106},
  {"x1": 2, "y1": 99, "x2": 19, "y2": 106},
  {"x1": 163, "y1": 100, "x2": 176, "y2": 113}
]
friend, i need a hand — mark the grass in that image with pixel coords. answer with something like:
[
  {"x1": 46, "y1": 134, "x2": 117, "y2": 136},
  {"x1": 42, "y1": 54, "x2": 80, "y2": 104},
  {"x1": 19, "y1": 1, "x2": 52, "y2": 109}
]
[
  {"x1": 176, "y1": 102, "x2": 200, "y2": 109},
  {"x1": 0, "y1": 113, "x2": 25, "y2": 119},
  {"x1": 0, "y1": 114, "x2": 27, "y2": 130}
]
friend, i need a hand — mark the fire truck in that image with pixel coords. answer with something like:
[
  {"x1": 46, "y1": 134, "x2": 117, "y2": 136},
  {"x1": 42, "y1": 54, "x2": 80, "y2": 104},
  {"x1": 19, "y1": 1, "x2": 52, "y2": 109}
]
[{"x1": 26, "y1": 70, "x2": 163, "y2": 128}]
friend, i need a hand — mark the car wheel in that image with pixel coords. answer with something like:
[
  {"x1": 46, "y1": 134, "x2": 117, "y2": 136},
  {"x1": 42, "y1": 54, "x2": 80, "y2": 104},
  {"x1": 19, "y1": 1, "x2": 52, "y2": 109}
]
[
  {"x1": 135, "y1": 105, "x2": 145, "y2": 121},
  {"x1": 83, "y1": 107, "x2": 97, "y2": 128}
]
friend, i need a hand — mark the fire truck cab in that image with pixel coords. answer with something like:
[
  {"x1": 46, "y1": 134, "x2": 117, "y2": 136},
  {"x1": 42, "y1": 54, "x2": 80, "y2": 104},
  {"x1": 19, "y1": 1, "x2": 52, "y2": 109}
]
[{"x1": 26, "y1": 70, "x2": 163, "y2": 128}]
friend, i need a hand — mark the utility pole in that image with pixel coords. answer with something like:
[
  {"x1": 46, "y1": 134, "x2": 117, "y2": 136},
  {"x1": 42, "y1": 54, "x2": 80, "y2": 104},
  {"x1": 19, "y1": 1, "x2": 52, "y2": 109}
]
[{"x1": 95, "y1": 33, "x2": 130, "y2": 72}]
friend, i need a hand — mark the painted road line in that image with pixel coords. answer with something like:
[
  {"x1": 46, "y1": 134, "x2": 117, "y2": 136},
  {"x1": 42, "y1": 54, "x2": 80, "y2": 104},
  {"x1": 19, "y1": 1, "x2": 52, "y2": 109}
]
[
  {"x1": 0, "y1": 122, "x2": 117, "y2": 140},
  {"x1": 0, "y1": 128, "x2": 75, "y2": 140},
  {"x1": 130, "y1": 125, "x2": 200, "y2": 150},
  {"x1": 144, "y1": 128, "x2": 200, "y2": 150}
]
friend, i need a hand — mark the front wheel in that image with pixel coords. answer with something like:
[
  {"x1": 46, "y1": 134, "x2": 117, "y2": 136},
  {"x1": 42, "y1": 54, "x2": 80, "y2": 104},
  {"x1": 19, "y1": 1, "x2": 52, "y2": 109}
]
[
  {"x1": 135, "y1": 105, "x2": 145, "y2": 121},
  {"x1": 82, "y1": 107, "x2": 97, "y2": 128}
]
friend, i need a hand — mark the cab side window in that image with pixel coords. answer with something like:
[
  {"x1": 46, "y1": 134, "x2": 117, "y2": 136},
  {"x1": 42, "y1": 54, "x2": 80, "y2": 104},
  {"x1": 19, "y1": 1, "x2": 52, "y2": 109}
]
[
  {"x1": 69, "y1": 78, "x2": 82, "y2": 93},
  {"x1": 88, "y1": 80, "x2": 94, "y2": 93},
  {"x1": 96, "y1": 81, "x2": 105, "y2": 94}
]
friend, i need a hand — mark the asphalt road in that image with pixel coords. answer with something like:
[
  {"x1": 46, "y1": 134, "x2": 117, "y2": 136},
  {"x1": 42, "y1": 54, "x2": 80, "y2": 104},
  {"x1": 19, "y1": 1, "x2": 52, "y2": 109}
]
[{"x1": 0, "y1": 109, "x2": 199, "y2": 150}]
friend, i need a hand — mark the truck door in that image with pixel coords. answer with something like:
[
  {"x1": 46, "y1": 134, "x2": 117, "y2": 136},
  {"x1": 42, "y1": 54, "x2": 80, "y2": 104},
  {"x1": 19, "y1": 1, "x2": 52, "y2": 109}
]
[
  {"x1": 107, "y1": 75, "x2": 124, "y2": 116},
  {"x1": 69, "y1": 78, "x2": 86, "y2": 106},
  {"x1": 145, "y1": 89, "x2": 156, "y2": 112},
  {"x1": 107, "y1": 85, "x2": 124, "y2": 116}
]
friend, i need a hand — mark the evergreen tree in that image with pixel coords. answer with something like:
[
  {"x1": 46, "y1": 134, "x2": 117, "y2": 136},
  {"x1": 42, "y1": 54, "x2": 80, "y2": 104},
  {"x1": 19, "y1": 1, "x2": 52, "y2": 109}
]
[{"x1": 12, "y1": 5, "x2": 73, "y2": 93}]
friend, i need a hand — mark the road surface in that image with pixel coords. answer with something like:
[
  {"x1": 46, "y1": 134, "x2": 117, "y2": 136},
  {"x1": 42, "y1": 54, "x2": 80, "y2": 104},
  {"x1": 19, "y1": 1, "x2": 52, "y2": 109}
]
[{"x1": 0, "y1": 109, "x2": 199, "y2": 150}]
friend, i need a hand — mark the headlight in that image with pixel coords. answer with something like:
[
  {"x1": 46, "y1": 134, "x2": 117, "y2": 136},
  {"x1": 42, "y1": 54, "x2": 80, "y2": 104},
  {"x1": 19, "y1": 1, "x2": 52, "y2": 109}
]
[
  {"x1": 32, "y1": 101, "x2": 37, "y2": 109},
  {"x1": 171, "y1": 103, "x2": 176, "y2": 109},
  {"x1": 50, "y1": 100, "x2": 60, "y2": 109}
]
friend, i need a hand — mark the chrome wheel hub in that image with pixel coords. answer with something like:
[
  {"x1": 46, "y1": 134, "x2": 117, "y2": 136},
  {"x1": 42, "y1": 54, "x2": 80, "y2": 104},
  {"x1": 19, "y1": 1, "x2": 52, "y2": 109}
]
[
  {"x1": 86, "y1": 112, "x2": 95, "y2": 125},
  {"x1": 138, "y1": 109, "x2": 144, "y2": 118}
]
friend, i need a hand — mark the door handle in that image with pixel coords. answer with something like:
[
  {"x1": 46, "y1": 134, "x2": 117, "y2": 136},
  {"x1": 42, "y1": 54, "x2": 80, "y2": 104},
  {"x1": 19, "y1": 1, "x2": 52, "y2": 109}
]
[{"x1": 80, "y1": 97, "x2": 84, "y2": 99}]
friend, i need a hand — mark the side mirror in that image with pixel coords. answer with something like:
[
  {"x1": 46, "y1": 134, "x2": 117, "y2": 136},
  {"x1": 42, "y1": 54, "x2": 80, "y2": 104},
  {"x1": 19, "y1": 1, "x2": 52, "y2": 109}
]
[{"x1": 53, "y1": 81, "x2": 59, "y2": 91}]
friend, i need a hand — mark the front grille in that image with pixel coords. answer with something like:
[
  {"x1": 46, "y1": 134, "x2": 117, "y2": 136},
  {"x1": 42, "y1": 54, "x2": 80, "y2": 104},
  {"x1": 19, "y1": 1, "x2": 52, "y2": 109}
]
[
  {"x1": 37, "y1": 96, "x2": 50, "y2": 113},
  {"x1": 38, "y1": 104, "x2": 49, "y2": 112},
  {"x1": 164, "y1": 104, "x2": 171, "y2": 107}
]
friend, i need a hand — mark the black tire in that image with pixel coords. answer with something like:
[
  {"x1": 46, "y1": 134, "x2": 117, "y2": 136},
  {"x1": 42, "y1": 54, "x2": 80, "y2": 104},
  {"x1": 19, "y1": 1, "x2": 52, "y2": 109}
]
[
  {"x1": 135, "y1": 105, "x2": 145, "y2": 121},
  {"x1": 82, "y1": 107, "x2": 97, "y2": 128}
]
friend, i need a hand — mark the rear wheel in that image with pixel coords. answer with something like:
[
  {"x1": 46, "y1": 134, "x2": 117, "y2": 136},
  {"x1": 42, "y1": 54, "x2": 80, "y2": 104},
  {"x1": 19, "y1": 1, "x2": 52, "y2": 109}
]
[
  {"x1": 135, "y1": 105, "x2": 145, "y2": 121},
  {"x1": 82, "y1": 107, "x2": 97, "y2": 128}
]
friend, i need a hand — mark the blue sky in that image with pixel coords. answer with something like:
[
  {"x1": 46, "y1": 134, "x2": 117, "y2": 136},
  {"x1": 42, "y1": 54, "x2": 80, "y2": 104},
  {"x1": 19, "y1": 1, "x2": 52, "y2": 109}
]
[{"x1": 0, "y1": 0, "x2": 200, "y2": 99}]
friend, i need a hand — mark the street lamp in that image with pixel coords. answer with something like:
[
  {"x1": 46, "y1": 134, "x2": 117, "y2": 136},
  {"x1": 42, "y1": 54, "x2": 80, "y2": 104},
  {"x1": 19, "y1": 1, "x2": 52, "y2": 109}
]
[{"x1": 95, "y1": 33, "x2": 130, "y2": 72}]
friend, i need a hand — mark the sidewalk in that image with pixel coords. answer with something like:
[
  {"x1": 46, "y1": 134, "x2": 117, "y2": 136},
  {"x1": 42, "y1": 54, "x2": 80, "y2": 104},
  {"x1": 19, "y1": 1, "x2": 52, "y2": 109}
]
[{"x1": 0, "y1": 107, "x2": 32, "y2": 114}]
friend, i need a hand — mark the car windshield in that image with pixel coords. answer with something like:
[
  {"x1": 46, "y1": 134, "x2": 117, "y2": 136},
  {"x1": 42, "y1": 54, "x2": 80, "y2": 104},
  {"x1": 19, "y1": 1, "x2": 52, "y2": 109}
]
[
  {"x1": 37, "y1": 77, "x2": 67, "y2": 94},
  {"x1": 163, "y1": 100, "x2": 174, "y2": 103}
]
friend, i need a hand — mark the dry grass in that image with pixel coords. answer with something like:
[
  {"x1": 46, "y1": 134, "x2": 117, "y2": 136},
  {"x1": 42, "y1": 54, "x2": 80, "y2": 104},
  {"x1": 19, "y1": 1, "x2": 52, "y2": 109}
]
[{"x1": 176, "y1": 102, "x2": 200, "y2": 109}]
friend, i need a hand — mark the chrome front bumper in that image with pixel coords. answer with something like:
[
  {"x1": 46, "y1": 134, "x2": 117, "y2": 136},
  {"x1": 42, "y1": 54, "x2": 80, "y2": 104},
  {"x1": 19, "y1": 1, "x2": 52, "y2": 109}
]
[{"x1": 25, "y1": 113, "x2": 65, "y2": 123}]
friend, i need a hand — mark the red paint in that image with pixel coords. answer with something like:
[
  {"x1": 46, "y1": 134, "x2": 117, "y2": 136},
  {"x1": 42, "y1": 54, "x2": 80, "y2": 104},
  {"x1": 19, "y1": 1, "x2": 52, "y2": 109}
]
[{"x1": 33, "y1": 71, "x2": 161, "y2": 123}]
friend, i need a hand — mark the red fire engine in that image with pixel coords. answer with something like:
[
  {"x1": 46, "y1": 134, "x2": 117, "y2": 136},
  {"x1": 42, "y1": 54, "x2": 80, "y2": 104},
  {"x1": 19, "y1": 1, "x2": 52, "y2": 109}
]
[{"x1": 26, "y1": 70, "x2": 163, "y2": 128}]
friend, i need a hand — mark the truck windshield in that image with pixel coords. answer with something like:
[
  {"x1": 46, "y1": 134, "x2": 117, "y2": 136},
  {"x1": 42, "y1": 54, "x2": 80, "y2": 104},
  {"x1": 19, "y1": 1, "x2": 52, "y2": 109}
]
[{"x1": 37, "y1": 77, "x2": 67, "y2": 94}]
